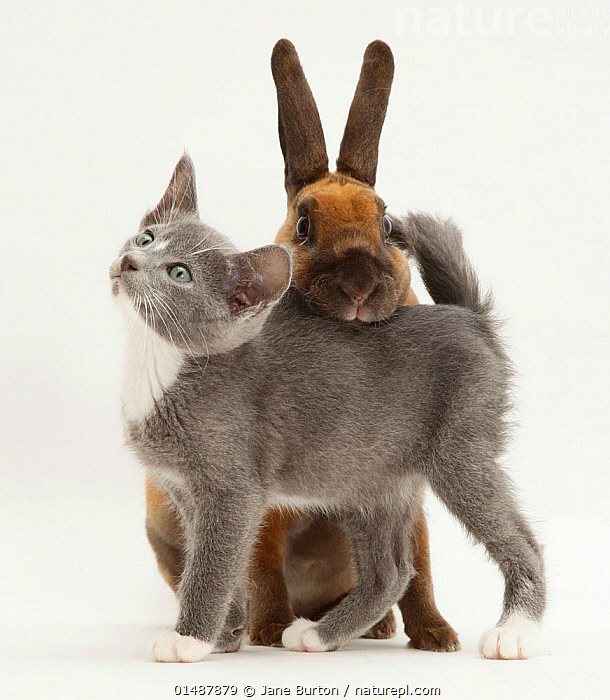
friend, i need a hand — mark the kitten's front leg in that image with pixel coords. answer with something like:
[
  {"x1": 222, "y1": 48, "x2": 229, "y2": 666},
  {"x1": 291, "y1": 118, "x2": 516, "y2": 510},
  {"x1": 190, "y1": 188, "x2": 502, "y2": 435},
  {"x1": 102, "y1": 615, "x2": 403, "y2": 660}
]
[
  {"x1": 151, "y1": 486, "x2": 263, "y2": 663},
  {"x1": 214, "y1": 589, "x2": 247, "y2": 653}
]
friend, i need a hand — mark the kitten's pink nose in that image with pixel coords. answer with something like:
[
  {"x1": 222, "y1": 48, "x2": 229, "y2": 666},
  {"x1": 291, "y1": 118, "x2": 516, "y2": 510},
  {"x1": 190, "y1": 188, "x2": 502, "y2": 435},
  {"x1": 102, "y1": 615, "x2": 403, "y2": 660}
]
[
  {"x1": 352, "y1": 295, "x2": 363, "y2": 303},
  {"x1": 121, "y1": 255, "x2": 139, "y2": 272}
]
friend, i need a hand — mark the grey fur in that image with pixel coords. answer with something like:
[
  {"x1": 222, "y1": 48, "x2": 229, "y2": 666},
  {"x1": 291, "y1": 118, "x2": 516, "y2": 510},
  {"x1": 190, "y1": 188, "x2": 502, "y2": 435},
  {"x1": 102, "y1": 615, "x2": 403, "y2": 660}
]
[{"x1": 111, "y1": 156, "x2": 545, "y2": 655}]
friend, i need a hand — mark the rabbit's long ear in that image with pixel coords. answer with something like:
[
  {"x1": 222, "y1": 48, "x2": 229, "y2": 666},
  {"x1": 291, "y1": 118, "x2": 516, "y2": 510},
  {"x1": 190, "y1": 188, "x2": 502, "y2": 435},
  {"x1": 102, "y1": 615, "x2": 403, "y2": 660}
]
[
  {"x1": 271, "y1": 39, "x2": 329, "y2": 201},
  {"x1": 336, "y1": 40, "x2": 395, "y2": 188}
]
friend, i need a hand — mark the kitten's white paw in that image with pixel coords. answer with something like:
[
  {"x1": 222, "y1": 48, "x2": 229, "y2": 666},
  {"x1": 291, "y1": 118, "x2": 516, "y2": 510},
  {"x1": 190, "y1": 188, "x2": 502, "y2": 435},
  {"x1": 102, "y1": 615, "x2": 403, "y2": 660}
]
[
  {"x1": 282, "y1": 618, "x2": 331, "y2": 652},
  {"x1": 301, "y1": 626, "x2": 332, "y2": 652},
  {"x1": 282, "y1": 618, "x2": 317, "y2": 651},
  {"x1": 151, "y1": 630, "x2": 213, "y2": 663},
  {"x1": 151, "y1": 630, "x2": 182, "y2": 662},
  {"x1": 479, "y1": 613, "x2": 540, "y2": 660}
]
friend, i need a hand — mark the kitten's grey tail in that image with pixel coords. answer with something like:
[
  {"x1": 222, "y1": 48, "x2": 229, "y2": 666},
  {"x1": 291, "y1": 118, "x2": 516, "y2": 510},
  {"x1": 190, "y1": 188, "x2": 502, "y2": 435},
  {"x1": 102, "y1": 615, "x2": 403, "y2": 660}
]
[{"x1": 392, "y1": 213, "x2": 493, "y2": 316}]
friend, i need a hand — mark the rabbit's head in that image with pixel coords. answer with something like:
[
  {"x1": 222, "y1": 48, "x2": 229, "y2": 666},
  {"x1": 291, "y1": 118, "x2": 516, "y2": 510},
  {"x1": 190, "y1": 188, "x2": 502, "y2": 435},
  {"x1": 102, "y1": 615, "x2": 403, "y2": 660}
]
[{"x1": 272, "y1": 39, "x2": 415, "y2": 323}]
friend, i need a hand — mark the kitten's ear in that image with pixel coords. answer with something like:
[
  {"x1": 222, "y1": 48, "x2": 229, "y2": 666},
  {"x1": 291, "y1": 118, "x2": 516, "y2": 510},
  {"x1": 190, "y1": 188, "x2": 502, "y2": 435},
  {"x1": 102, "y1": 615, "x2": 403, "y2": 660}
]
[
  {"x1": 142, "y1": 153, "x2": 198, "y2": 227},
  {"x1": 226, "y1": 245, "x2": 292, "y2": 314}
]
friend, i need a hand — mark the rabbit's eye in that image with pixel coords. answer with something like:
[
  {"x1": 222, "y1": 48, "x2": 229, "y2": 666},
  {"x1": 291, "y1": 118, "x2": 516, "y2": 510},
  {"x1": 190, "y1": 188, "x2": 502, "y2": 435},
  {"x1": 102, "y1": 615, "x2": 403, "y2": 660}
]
[
  {"x1": 382, "y1": 215, "x2": 392, "y2": 240},
  {"x1": 295, "y1": 216, "x2": 310, "y2": 242},
  {"x1": 136, "y1": 231, "x2": 154, "y2": 247}
]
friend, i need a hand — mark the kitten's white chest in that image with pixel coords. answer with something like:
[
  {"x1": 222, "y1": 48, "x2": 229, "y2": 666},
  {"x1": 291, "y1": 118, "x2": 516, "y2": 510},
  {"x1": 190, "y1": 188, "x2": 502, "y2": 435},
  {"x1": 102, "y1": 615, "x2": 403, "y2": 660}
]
[{"x1": 122, "y1": 317, "x2": 184, "y2": 423}]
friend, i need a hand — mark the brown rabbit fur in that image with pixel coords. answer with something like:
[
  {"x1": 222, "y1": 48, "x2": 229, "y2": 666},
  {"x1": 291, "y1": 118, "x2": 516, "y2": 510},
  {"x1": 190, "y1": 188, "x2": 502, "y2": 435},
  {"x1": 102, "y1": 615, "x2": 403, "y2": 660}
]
[{"x1": 143, "y1": 39, "x2": 459, "y2": 652}]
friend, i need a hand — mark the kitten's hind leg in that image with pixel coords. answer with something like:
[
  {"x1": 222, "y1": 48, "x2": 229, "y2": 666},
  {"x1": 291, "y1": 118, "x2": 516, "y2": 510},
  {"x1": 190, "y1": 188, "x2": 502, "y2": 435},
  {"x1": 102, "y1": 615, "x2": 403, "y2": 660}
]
[
  {"x1": 282, "y1": 508, "x2": 414, "y2": 652},
  {"x1": 426, "y1": 458, "x2": 546, "y2": 659}
]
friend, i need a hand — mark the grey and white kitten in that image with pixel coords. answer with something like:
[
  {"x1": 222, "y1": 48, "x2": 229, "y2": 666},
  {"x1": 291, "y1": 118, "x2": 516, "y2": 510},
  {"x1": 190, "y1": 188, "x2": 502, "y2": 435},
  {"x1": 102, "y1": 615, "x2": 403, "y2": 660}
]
[{"x1": 110, "y1": 155, "x2": 545, "y2": 662}]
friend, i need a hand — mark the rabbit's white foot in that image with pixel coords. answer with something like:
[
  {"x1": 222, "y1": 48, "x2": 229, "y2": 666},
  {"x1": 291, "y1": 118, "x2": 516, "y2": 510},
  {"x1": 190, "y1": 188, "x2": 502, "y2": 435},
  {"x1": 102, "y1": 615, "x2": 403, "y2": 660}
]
[
  {"x1": 151, "y1": 630, "x2": 213, "y2": 662},
  {"x1": 478, "y1": 613, "x2": 540, "y2": 660},
  {"x1": 282, "y1": 619, "x2": 332, "y2": 652}
]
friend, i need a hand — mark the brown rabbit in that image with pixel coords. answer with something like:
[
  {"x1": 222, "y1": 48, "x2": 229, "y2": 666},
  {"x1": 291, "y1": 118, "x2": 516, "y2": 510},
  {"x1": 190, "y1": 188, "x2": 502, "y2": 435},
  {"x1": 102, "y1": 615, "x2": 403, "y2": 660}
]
[{"x1": 143, "y1": 39, "x2": 459, "y2": 653}]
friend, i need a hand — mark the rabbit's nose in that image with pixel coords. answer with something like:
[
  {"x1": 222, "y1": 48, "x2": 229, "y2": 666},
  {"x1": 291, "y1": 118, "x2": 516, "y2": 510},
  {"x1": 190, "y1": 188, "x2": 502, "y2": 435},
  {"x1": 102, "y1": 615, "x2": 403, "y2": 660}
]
[
  {"x1": 121, "y1": 255, "x2": 139, "y2": 272},
  {"x1": 338, "y1": 280, "x2": 377, "y2": 303}
]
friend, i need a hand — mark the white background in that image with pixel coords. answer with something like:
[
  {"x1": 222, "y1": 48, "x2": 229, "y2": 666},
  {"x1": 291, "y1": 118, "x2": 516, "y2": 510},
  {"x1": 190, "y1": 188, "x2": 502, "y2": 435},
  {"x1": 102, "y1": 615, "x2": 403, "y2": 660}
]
[{"x1": 1, "y1": 1, "x2": 608, "y2": 698}]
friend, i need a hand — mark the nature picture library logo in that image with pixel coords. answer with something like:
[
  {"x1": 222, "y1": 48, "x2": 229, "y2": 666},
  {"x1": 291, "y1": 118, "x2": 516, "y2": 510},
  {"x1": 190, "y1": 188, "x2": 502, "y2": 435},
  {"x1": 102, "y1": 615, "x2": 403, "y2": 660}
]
[{"x1": 395, "y1": 2, "x2": 610, "y2": 37}]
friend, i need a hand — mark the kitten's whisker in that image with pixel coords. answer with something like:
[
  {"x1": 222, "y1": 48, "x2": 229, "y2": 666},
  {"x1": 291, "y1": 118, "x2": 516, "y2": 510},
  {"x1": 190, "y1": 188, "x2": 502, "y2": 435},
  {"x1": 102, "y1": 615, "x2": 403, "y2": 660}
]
[
  {"x1": 148, "y1": 287, "x2": 207, "y2": 376},
  {"x1": 126, "y1": 293, "x2": 143, "y2": 356},
  {"x1": 137, "y1": 293, "x2": 150, "y2": 361},
  {"x1": 147, "y1": 288, "x2": 186, "y2": 341},
  {"x1": 152, "y1": 295, "x2": 199, "y2": 362},
  {"x1": 189, "y1": 234, "x2": 212, "y2": 252},
  {"x1": 152, "y1": 294, "x2": 205, "y2": 374},
  {"x1": 198, "y1": 330, "x2": 210, "y2": 374},
  {"x1": 191, "y1": 245, "x2": 234, "y2": 256},
  {"x1": 144, "y1": 291, "x2": 164, "y2": 387},
  {"x1": 147, "y1": 292, "x2": 181, "y2": 360},
  {"x1": 126, "y1": 291, "x2": 141, "y2": 337}
]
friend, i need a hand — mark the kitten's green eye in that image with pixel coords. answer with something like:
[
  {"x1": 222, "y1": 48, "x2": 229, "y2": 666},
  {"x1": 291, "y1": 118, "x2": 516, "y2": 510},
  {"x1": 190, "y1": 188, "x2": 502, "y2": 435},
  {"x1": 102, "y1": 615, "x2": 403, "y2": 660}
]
[
  {"x1": 168, "y1": 265, "x2": 192, "y2": 283},
  {"x1": 136, "y1": 231, "x2": 154, "y2": 247}
]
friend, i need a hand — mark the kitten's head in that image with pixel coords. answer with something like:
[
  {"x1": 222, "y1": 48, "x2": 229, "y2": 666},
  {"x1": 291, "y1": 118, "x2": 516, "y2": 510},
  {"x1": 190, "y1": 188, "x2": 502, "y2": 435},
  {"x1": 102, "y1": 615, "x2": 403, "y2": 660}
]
[{"x1": 109, "y1": 154, "x2": 292, "y2": 355}]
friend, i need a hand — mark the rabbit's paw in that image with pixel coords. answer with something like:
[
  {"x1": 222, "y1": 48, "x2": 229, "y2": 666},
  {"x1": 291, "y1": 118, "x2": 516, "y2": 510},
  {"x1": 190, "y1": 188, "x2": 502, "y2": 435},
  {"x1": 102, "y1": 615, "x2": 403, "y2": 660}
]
[
  {"x1": 249, "y1": 622, "x2": 289, "y2": 647},
  {"x1": 407, "y1": 620, "x2": 461, "y2": 652},
  {"x1": 282, "y1": 619, "x2": 333, "y2": 652},
  {"x1": 478, "y1": 614, "x2": 540, "y2": 660},
  {"x1": 361, "y1": 609, "x2": 397, "y2": 639},
  {"x1": 151, "y1": 630, "x2": 213, "y2": 662}
]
